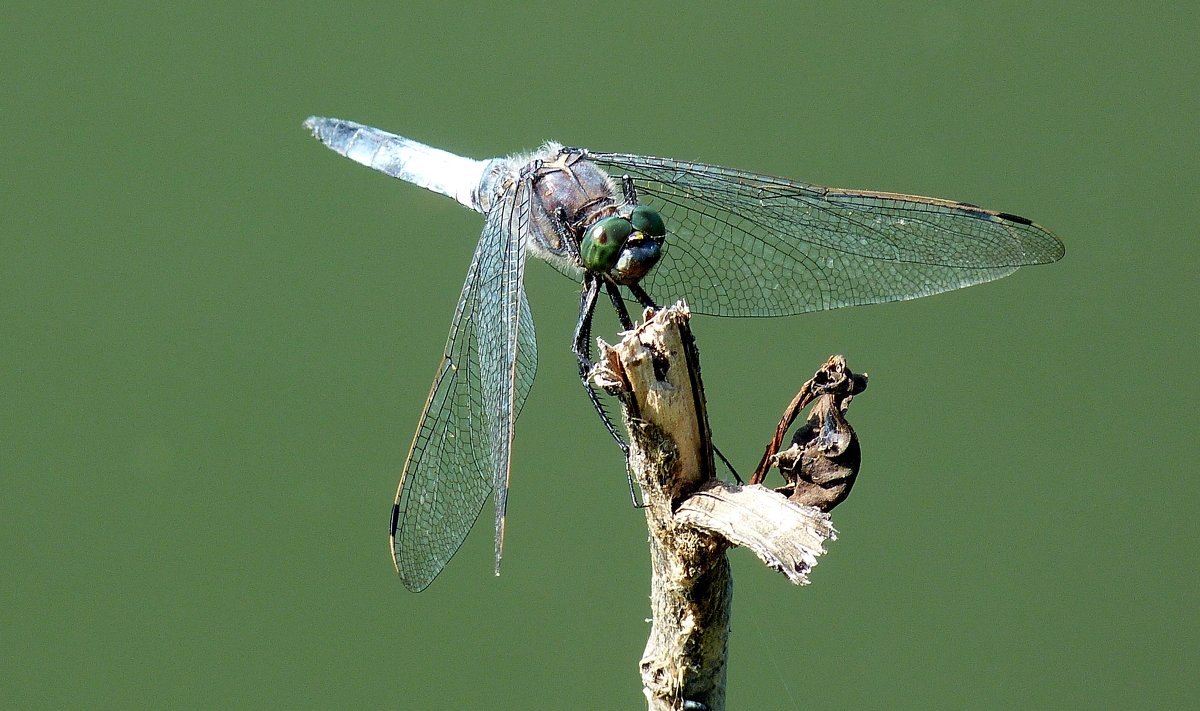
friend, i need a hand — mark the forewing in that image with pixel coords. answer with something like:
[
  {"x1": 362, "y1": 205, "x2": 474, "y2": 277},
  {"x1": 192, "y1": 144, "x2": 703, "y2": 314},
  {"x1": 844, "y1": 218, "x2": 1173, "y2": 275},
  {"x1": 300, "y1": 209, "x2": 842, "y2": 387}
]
[
  {"x1": 588, "y1": 152, "x2": 1063, "y2": 317},
  {"x1": 390, "y1": 209, "x2": 532, "y2": 591}
]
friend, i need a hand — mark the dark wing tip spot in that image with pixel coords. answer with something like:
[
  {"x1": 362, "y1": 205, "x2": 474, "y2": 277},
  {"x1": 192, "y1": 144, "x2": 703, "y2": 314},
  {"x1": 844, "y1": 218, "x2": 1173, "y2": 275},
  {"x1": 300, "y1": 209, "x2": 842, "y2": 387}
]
[
  {"x1": 997, "y1": 211, "x2": 1034, "y2": 226},
  {"x1": 389, "y1": 502, "x2": 401, "y2": 535}
]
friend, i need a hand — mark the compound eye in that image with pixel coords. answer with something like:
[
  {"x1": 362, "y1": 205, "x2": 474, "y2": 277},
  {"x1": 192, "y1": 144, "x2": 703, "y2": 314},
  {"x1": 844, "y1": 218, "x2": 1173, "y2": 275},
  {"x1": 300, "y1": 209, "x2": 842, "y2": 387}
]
[
  {"x1": 611, "y1": 234, "x2": 663, "y2": 286},
  {"x1": 630, "y1": 205, "x2": 666, "y2": 237},
  {"x1": 580, "y1": 216, "x2": 633, "y2": 272}
]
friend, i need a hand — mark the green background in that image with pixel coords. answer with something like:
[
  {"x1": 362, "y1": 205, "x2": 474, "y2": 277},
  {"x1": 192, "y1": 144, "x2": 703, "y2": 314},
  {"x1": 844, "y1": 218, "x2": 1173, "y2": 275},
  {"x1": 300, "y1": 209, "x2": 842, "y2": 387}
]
[{"x1": 3, "y1": 2, "x2": 1196, "y2": 708}]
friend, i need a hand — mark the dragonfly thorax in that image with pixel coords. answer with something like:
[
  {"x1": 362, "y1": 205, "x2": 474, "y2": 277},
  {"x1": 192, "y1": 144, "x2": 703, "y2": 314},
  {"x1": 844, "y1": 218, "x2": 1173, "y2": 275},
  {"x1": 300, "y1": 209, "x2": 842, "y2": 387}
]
[{"x1": 526, "y1": 149, "x2": 666, "y2": 286}]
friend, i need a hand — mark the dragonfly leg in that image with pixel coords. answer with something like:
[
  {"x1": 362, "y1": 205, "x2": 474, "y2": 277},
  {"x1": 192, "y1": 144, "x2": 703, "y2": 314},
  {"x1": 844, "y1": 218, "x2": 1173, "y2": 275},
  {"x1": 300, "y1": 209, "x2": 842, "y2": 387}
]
[
  {"x1": 593, "y1": 279, "x2": 650, "y2": 507},
  {"x1": 552, "y1": 206, "x2": 580, "y2": 261},
  {"x1": 713, "y1": 446, "x2": 742, "y2": 484},
  {"x1": 604, "y1": 280, "x2": 635, "y2": 331},
  {"x1": 620, "y1": 175, "x2": 639, "y2": 205},
  {"x1": 573, "y1": 275, "x2": 629, "y2": 455},
  {"x1": 628, "y1": 283, "x2": 659, "y2": 311}
]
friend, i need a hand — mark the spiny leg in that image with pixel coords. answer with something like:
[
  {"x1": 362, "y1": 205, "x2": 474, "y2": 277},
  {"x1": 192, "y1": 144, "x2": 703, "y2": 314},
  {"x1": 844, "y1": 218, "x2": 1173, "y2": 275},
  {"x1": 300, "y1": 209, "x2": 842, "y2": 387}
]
[
  {"x1": 573, "y1": 275, "x2": 628, "y2": 455},
  {"x1": 604, "y1": 281, "x2": 635, "y2": 331},
  {"x1": 551, "y1": 206, "x2": 579, "y2": 261},
  {"x1": 599, "y1": 281, "x2": 652, "y2": 505},
  {"x1": 628, "y1": 282, "x2": 659, "y2": 312},
  {"x1": 621, "y1": 175, "x2": 639, "y2": 205},
  {"x1": 714, "y1": 447, "x2": 742, "y2": 484}
]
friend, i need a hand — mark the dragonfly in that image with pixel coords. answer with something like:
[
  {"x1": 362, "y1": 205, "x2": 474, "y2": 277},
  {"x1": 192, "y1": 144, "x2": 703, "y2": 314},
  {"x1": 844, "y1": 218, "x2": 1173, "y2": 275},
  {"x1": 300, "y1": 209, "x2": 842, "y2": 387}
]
[{"x1": 303, "y1": 116, "x2": 1063, "y2": 591}]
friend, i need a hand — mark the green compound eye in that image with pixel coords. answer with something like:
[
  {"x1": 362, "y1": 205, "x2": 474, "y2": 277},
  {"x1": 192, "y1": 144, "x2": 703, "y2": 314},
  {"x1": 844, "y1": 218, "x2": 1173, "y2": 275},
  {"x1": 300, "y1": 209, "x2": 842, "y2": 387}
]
[
  {"x1": 630, "y1": 205, "x2": 666, "y2": 237},
  {"x1": 580, "y1": 216, "x2": 633, "y2": 272}
]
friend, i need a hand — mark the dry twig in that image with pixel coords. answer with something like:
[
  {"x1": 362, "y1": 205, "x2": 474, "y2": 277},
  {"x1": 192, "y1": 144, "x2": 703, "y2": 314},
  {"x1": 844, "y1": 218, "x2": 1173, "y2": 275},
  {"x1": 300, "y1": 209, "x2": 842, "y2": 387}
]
[{"x1": 595, "y1": 304, "x2": 864, "y2": 710}]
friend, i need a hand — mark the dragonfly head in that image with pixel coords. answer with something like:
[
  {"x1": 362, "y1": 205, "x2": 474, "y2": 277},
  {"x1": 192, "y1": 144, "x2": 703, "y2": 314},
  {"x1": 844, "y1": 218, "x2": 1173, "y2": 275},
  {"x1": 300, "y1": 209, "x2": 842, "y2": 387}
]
[{"x1": 580, "y1": 205, "x2": 666, "y2": 285}]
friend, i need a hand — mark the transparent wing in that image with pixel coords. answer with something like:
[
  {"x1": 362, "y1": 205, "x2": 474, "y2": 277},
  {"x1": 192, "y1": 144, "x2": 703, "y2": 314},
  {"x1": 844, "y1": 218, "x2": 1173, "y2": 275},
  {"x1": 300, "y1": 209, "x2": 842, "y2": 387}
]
[
  {"x1": 390, "y1": 207, "x2": 532, "y2": 592},
  {"x1": 588, "y1": 152, "x2": 1064, "y2": 317}
]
